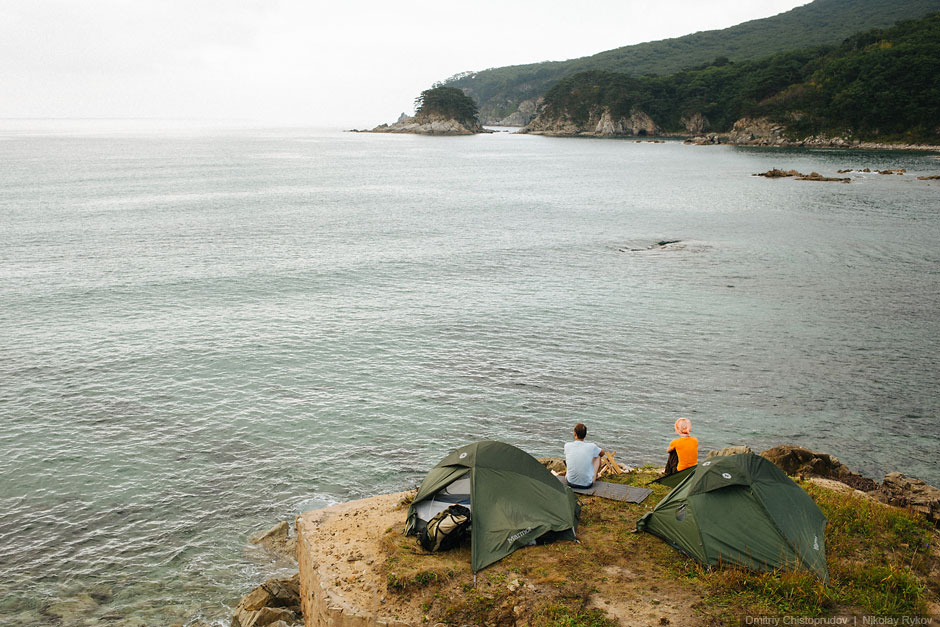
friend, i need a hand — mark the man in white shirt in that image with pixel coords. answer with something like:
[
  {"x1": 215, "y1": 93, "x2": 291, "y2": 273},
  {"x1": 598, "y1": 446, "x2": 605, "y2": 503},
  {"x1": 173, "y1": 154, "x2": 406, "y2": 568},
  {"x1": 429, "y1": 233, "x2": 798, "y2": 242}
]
[{"x1": 563, "y1": 423, "x2": 605, "y2": 489}]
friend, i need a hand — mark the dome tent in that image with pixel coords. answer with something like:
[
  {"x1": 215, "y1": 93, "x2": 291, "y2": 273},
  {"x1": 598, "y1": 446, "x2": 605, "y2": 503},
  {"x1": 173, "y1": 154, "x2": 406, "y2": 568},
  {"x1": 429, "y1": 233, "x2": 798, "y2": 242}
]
[
  {"x1": 637, "y1": 453, "x2": 828, "y2": 580},
  {"x1": 405, "y1": 440, "x2": 580, "y2": 572}
]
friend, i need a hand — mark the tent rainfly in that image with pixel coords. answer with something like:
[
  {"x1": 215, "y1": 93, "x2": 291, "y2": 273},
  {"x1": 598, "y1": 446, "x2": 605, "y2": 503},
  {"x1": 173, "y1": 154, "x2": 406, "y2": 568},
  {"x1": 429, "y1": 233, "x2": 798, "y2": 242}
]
[
  {"x1": 406, "y1": 440, "x2": 580, "y2": 572},
  {"x1": 637, "y1": 453, "x2": 828, "y2": 580}
]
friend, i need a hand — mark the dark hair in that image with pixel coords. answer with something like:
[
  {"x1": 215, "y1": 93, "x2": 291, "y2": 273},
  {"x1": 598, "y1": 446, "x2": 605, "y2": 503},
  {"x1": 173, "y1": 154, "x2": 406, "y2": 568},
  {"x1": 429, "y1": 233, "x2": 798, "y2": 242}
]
[{"x1": 574, "y1": 423, "x2": 587, "y2": 439}]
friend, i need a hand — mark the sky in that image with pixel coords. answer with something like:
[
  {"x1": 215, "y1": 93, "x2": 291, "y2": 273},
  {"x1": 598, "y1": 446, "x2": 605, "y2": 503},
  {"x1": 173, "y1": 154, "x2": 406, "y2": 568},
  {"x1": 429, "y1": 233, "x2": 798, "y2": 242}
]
[{"x1": 0, "y1": 1, "x2": 812, "y2": 127}]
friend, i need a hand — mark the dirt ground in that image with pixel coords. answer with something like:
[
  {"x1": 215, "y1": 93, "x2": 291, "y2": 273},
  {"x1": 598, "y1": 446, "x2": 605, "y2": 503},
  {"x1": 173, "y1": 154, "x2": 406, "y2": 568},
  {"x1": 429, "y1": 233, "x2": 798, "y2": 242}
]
[{"x1": 300, "y1": 488, "x2": 705, "y2": 626}]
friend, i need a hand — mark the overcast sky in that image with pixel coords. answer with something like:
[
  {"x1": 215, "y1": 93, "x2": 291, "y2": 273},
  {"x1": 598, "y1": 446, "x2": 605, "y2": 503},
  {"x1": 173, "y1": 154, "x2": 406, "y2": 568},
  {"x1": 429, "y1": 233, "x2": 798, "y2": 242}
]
[{"x1": 0, "y1": 1, "x2": 811, "y2": 127}]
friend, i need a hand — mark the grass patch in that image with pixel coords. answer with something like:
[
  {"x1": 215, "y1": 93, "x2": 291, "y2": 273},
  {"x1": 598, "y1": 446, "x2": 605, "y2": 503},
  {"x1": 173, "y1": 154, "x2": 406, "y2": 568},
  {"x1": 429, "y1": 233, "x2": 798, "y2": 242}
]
[
  {"x1": 533, "y1": 601, "x2": 619, "y2": 627},
  {"x1": 689, "y1": 481, "x2": 937, "y2": 621},
  {"x1": 380, "y1": 528, "x2": 468, "y2": 592}
]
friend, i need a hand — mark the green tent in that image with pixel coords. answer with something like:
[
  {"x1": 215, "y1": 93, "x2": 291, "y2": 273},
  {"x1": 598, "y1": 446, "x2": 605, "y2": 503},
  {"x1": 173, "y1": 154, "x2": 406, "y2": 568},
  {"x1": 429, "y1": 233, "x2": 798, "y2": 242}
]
[
  {"x1": 637, "y1": 453, "x2": 828, "y2": 580},
  {"x1": 406, "y1": 440, "x2": 580, "y2": 572}
]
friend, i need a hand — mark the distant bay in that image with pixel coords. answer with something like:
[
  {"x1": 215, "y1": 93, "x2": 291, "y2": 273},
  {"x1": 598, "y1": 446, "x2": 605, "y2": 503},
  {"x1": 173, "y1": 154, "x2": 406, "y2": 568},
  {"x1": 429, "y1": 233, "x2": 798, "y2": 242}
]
[{"x1": 0, "y1": 124, "x2": 938, "y2": 625}]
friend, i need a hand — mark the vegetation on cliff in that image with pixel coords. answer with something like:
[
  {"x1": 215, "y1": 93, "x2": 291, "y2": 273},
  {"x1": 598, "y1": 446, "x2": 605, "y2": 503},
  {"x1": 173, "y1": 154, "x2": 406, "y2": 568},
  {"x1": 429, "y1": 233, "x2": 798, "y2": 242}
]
[
  {"x1": 380, "y1": 468, "x2": 939, "y2": 626},
  {"x1": 367, "y1": 85, "x2": 486, "y2": 134},
  {"x1": 414, "y1": 86, "x2": 479, "y2": 125},
  {"x1": 444, "y1": 0, "x2": 940, "y2": 122},
  {"x1": 534, "y1": 13, "x2": 940, "y2": 143}
]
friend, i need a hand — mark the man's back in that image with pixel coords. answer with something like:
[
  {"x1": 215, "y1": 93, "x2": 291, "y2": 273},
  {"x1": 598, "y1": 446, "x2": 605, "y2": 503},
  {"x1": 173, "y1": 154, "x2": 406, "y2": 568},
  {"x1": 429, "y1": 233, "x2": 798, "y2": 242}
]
[{"x1": 564, "y1": 440, "x2": 602, "y2": 487}]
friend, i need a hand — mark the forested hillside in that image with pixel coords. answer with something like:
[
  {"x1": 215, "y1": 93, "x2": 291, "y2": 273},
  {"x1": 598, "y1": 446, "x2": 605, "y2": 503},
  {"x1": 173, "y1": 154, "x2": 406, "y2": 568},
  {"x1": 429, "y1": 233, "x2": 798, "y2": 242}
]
[
  {"x1": 444, "y1": 0, "x2": 940, "y2": 124},
  {"x1": 530, "y1": 13, "x2": 940, "y2": 143}
]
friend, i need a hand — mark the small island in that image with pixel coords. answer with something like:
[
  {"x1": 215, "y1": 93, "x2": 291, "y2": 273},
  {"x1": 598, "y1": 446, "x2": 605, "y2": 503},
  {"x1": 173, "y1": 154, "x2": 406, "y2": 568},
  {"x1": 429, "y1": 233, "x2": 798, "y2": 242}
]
[{"x1": 364, "y1": 86, "x2": 492, "y2": 135}]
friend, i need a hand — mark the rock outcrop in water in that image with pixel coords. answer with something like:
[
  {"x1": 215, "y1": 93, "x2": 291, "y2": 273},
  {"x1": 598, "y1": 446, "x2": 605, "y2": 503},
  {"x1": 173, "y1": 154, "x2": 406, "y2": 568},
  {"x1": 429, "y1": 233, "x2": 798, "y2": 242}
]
[
  {"x1": 366, "y1": 113, "x2": 489, "y2": 135},
  {"x1": 249, "y1": 521, "x2": 296, "y2": 560},
  {"x1": 684, "y1": 134, "x2": 721, "y2": 145},
  {"x1": 232, "y1": 574, "x2": 302, "y2": 627},
  {"x1": 365, "y1": 85, "x2": 492, "y2": 135},
  {"x1": 754, "y1": 168, "x2": 851, "y2": 183}
]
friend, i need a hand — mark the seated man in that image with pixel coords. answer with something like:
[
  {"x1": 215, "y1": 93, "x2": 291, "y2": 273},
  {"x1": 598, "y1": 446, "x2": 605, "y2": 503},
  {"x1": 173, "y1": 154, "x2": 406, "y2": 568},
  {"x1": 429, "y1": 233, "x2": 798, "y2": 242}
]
[{"x1": 563, "y1": 423, "x2": 605, "y2": 489}]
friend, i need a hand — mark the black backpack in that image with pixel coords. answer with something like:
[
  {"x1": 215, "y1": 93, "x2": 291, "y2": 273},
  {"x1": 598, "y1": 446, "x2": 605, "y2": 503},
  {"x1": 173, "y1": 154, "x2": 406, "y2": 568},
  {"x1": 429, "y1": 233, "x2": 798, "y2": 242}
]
[
  {"x1": 418, "y1": 504, "x2": 471, "y2": 552},
  {"x1": 664, "y1": 449, "x2": 679, "y2": 476}
]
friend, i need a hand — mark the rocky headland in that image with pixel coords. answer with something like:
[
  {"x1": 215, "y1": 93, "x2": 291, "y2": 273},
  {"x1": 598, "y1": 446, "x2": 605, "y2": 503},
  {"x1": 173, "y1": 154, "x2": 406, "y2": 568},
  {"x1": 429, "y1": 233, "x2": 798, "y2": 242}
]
[
  {"x1": 234, "y1": 444, "x2": 940, "y2": 627},
  {"x1": 363, "y1": 112, "x2": 491, "y2": 136},
  {"x1": 361, "y1": 85, "x2": 492, "y2": 136}
]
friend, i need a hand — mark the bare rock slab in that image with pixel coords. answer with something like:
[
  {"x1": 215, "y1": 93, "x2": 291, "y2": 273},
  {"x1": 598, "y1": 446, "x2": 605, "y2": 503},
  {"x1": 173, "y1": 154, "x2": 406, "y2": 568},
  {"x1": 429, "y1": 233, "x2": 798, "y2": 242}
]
[
  {"x1": 233, "y1": 573, "x2": 301, "y2": 627},
  {"x1": 760, "y1": 444, "x2": 876, "y2": 491},
  {"x1": 876, "y1": 473, "x2": 940, "y2": 525},
  {"x1": 250, "y1": 520, "x2": 297, "y2": 559},
  {"x1": 296, "y1": 492, "x2": 416, "y2": 627}
]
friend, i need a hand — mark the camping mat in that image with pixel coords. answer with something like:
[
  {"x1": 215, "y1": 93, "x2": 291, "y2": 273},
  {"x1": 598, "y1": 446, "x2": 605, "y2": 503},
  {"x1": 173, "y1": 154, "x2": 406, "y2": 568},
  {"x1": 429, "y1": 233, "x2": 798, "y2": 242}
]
[{"x1": 557, "y1": 476, "x2": 651, "y2": 503}]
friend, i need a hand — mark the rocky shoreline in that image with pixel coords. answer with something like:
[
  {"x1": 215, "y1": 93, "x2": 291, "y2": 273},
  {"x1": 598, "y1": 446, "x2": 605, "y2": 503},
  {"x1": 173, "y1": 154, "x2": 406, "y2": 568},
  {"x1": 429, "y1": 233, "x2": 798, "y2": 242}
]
[
  {"x1": 232, "y1": 444, "x2": 940, "y2": 627},
  {"x1": 353, "y1": 105, "x2": 940, "y2": 150},
  {"x1": 682, "y1": 117, "x2": 940, "y2": 151},
  {"x1": 514, "y1": 106, "x2": 940, "y2": 152}
]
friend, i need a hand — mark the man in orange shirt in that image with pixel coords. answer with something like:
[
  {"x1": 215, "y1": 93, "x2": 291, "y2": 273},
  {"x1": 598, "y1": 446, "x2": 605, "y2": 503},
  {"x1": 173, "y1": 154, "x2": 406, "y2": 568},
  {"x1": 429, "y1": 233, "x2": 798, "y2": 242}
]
[{"x1": 668, "y1": 418, "x2": 698, "y2": 471}]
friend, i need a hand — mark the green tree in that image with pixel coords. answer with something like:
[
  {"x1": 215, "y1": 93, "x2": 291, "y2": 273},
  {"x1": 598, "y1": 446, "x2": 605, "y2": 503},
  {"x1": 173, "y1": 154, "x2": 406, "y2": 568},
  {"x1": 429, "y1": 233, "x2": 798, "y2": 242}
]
[{"x1": 414, "y1": 86, "x2": 479, "y2": 124}]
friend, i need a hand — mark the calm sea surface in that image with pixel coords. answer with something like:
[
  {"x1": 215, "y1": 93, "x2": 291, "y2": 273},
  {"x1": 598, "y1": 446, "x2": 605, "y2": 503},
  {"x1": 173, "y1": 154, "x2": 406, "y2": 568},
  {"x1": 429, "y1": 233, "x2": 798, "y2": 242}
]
[{"x1": 1, "y1": 124, "x2": 938, "y2": 624}]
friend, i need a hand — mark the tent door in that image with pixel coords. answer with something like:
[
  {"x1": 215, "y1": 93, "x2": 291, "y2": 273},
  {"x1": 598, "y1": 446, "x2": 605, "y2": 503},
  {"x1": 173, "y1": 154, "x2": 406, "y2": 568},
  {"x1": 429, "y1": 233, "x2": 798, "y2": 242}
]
[{"x1": 414, "y1": 472, "x2": 471, "y2": 523}]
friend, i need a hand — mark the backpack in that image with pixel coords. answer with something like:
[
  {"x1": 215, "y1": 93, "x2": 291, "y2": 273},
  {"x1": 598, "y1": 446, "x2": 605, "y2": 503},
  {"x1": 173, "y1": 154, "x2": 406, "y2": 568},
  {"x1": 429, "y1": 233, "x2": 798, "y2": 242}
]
[
  {"x1": 664, "y1": 449, "x2": 679, "y2": 476},
  {"x1": 418, "y1": 504, "x2": 471, "y2": 552}
]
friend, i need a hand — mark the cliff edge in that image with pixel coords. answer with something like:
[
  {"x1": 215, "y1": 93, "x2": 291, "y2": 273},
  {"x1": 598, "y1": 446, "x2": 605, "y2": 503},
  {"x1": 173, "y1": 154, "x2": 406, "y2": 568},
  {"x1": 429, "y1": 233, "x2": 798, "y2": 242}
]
[
  {"x1": 290, "y1": 455, "x2": 940, "y2": 626},
  {"x1": 296, "y1": 492, "x2": 414, "y2": 627}
]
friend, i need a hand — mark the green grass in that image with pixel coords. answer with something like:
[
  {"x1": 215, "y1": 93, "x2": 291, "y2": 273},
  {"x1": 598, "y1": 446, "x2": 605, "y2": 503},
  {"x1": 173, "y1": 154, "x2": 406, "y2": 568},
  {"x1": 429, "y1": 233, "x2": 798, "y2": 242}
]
[
  {"x1": 533, "y1": 601, "x2": 619, "y2": 627},
  {"x1": 688, "y1": 481, "x2": 937, "y2": 621}
]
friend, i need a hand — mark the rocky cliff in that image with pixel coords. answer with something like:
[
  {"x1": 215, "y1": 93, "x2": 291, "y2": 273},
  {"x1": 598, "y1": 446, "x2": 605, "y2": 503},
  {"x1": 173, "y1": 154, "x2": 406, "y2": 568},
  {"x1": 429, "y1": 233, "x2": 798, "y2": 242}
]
[
  {"x1": 522, "y1": 105, "x2": 660, "y2": 137},
  {"x1": 519, "y1": 106, "x2": 940, "y2": 149},
  {"x1": 727, "y1": 116, "x2": 863, "y2": 147},
  {"x1": 680, "y1": 112, "x2": 710, "y2": 134},
  {"x1": 492, "y1": 98, "x2": 541, "y2": 127}
]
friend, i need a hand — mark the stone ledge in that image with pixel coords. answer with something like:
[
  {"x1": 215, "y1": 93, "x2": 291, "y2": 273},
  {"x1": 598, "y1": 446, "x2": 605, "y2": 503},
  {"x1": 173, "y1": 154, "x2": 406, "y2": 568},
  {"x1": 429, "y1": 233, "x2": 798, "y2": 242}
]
[{"x1": 297, "y1": 493, "x2": 415, "y2": 627}]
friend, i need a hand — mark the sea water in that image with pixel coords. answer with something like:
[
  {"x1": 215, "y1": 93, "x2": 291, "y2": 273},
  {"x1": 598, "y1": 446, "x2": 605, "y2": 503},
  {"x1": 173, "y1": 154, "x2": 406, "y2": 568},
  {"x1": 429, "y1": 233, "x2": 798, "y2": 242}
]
[{"x1": 1, "y1": 124, "x2": 938, "y2": 624}]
